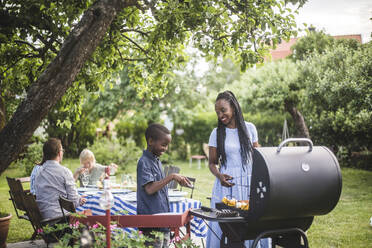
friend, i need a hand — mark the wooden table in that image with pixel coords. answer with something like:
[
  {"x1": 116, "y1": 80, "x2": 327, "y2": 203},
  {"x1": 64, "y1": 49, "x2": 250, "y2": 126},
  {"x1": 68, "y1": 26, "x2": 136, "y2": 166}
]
[
  {"x1": 71, "y1": 210, "x2": 192, "y2": 242},
  {"x1": 76, "y1": 190, "x2": 207, "y2": 237}
]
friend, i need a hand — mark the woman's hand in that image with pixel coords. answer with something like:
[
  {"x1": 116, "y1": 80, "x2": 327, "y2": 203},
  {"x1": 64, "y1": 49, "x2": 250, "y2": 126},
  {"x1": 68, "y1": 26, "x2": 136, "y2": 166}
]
[
  {"x1": 217, "y1": 173, "x2": 235, "y2": 187},
  {"x1": 109, "y1": 163, "x2": 118, "y2": 169},
  {"x1": 80, "y1": 196, "x2": 87, "y2": 205},
  {"x1": 78, "y1": 167, "x2": 88, "y2": 175},
  {"x1": 74, "y1": 167, "x2": 88, "y2": 181}
]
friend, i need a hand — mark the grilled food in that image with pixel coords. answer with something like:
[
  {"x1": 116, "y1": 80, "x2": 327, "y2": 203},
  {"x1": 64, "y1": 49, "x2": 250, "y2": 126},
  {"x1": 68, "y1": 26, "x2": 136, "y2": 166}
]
[{"x1": 222, "y1": 197, "x2": 249, "y2": 211}]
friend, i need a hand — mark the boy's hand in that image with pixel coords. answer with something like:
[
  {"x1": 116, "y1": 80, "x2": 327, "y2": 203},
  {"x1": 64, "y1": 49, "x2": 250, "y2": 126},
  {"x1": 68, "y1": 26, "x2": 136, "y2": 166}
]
[{"x1": 172, "y1": 174, "x2": 192, "y2": 188}]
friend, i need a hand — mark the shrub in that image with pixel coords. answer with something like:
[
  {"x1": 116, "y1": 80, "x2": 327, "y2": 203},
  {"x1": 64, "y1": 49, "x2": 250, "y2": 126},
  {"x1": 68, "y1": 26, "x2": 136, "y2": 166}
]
[
  {"x1": 44, "y1": 116, "x2": 97, "y2": 158},
  {"x1": 42, "y1": 217, "x2": 200, "y2": 248},
  {"x1": 16, "y1": 141, "x2": 44, "y2": 176},
  {"x1": 246, "y1": 112, "x2": 290, "y2": 147},
  {"x1": 88, "y1": 138, "x2": 141, "y2": 171},
  {"x1": 181, "y1": 111, "x2": 287, "y2": 156},
  {"x1": 182, "y1": 112, "x2": 217, "y2": 154},
  {"x1": 115, "y1": 119, "x2": 147, "y2": 149}
]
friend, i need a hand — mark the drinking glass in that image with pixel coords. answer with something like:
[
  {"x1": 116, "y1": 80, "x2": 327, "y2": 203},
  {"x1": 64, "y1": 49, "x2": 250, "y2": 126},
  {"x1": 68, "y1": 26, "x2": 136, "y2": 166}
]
[
  {"x1": 81, "y1": 172, "x2": 90, "y2": 188},
  {"x1": 120, "y1": 174, "x2": 127, "y2": 188},
  {"x1": 109, "y1": 164, "x2": 117, "y2": 175},
  {"x1": 127, "y1": 175, "x2": 134, "y2": 186}
]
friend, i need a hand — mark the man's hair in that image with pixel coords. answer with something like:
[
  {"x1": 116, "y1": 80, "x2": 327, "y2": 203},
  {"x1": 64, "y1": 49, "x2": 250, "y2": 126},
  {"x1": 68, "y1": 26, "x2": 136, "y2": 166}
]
[
  {"x1": 43, "y1": 138, "x2": 62, "y2": 161},
  {"x1": 145, "y1": 123, "x2": 170, "y2": 142}
]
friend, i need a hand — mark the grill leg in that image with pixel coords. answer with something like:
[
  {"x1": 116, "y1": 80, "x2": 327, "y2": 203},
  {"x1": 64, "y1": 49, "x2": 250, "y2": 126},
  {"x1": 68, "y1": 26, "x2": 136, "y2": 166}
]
[
  {"x1": 251, "y1": 228, "x2": 308, "y2": 248},
  {"x1": 275, "y1": 232, "x2": 307, "y2": 248},
  {"x1": 220, "y1": 234, "x2": 246, "y2": 248}
]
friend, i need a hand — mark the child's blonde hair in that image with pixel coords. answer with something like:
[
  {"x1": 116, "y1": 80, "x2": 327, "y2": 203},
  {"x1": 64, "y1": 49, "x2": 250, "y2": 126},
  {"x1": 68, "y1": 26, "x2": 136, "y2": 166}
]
[{"x1": 79, "y1": 149, "x2": 96, "y2": 164}]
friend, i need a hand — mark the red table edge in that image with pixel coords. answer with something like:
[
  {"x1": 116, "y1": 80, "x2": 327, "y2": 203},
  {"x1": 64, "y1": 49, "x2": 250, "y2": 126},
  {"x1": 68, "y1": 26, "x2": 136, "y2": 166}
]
[{"x1": 70, "y1": 209, "x2": 193, "y2": 241}]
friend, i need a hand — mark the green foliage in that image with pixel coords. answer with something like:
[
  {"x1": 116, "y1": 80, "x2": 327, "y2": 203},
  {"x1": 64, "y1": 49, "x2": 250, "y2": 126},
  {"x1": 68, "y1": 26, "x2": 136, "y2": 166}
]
[
  {"x1": 183, "y1": 112, "x2": 217, "y2": 154},
  {"x1": 45, "y1": 105, "x2": 97, "y2": 157},
  {"x1": 301, "y1": 41, "x2": 372, "y2": 159},
  {"x1": 41, "y1": 216, "x2": 200, "y2": 248},
  {"x1": 0, "y1": 0, "x2": 94, "y2": 125},
  {"x1": 245, "y1": 112, "x2": 290, "y2": 146},
  {"x1": 15, "y1": 141, "x2": 43, "y2": 176},
  {"x1": 115, "y1": 118, "x2": 147, "y2": 149},
  {"x1": 42, "y1": 219, "x2": 152, "y2": 248},
  {"x1": 290, "y1": 30, "x2": 361, "y2": 61},
  {"x1": 203, "y1": 58, "x2": 242, "y2": 93},
  {"x1": 88, "y1": 138, "x2": 141, "y2": 171},
  {"x1": 248, "y1": 31, "x2": 370, "y2": 167},
  {"x1": 289, "y1": 30, "x2": 335, "y2": 61},
  {"x1": 230, "y1": 34, "x2": 371, "y2": 167},
  {"x1": 228, "y1": 59, "x2": 308, "y2": 137},
  {"x1": 236, "y1": 59, "x2": 302, "y2": 113},
  {"x1": 0, "y1": 212, "x2": 10, "y2": 217},
  {"x1": 1, "y1": 0, "x2": 303, "y2": 135},
  {"x1": 180, "y1": 111, "x2": 287, "y2": 155}
]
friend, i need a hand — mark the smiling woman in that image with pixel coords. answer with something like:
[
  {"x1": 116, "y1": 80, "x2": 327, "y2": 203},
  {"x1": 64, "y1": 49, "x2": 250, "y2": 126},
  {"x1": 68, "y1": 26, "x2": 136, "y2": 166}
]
[{"x1": 206, "y1": 90, "x2": 270, "y2": 248}]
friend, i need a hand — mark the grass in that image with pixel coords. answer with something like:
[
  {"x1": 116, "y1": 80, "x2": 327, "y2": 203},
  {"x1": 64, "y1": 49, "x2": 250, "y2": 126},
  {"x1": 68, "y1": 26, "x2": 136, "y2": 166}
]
[
  {"x1": 307, "y1": 167, "x2": 372, "y2": 247},
  {"x1": 1, "y1": 159, "x2": 372, "y2": 247}
]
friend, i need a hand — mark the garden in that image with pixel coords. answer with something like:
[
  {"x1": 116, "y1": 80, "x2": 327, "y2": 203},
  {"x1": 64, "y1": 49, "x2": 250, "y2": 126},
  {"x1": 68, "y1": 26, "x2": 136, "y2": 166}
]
[{"x1": 1, "y1": 1, "x2": 372, "y2": 247}]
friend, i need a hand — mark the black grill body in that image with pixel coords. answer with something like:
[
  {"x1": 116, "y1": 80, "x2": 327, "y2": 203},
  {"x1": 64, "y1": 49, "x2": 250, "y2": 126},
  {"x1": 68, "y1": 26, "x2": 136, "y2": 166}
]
[
  {"x1": 244, "y1": 143, "x2": 342, "y2": 220},
  {"x1": 191, "y1": 139, "x2": 342, "y2": 248}
]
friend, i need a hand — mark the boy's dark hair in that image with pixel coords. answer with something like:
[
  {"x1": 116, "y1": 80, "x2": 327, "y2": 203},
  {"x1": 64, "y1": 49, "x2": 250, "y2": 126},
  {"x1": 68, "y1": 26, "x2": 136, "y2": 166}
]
[
  {"x1": 145, "y1": 123, "x2": 170, "y2": 142},
  {"x1": 43, "y1": 138, "x2": 62, "y2": 161},
  {"x1": 216, "y1": 90, "x2": 253, "y2": 167}
]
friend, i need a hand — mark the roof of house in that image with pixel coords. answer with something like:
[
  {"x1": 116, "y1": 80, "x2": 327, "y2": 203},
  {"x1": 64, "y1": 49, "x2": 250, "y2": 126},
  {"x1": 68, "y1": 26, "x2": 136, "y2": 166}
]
[{"x1": 268, "y1": 34, "x2": 362, "y2": 61}]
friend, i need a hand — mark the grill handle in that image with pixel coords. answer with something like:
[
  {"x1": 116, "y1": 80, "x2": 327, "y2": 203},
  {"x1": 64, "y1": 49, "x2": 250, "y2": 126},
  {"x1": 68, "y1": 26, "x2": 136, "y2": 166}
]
[{"x1": 277, "y1": 138, "x2": 313, "y2": 153}]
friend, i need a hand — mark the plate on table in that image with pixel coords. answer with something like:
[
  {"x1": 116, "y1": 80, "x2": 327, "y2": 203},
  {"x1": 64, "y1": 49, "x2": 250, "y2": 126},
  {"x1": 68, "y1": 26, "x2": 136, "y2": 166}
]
[
  {"x1": 169, "y1": 197, "x2": 185, "y2": 202},
  {"x1": 168, "y1": 190, "x2": 188, "y2": 197},
  {"x1": 77, "y1": 187, "x2": 99, "y2": 192},
  {"x1": 111, "y1": 183, "x2": 121, "y2": 188},
  {"x1": 121, "y1": 184, "x2": 137, "y2": 191},
  {"x1": 119, "y1": 192, "x2": 137, "y2": 202},
  {"x1": 110, "y1": 189, "x2": 132, "y2": 194},
  {"x1": 81, "y1": 191, "x2": 97, "y2": 195}
]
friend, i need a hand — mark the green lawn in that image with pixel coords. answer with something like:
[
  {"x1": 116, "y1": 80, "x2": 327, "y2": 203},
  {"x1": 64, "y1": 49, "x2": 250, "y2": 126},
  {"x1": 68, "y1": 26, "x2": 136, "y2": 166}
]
[{"x1": 1, "y1": 159, "x2": 372, "y2": 247}]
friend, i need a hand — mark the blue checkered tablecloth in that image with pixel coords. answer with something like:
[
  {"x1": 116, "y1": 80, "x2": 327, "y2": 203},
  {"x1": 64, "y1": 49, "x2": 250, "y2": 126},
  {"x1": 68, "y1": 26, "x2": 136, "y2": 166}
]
[{"x1": 76, "y1": 192, "x2": 207, "y2": 238}]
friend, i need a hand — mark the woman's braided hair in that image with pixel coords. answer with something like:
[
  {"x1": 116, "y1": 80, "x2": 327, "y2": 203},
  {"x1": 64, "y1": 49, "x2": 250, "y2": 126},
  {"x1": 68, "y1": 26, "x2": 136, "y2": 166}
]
[{"x1": 216, "y1": 91, "x2": 253, "y2": 168}]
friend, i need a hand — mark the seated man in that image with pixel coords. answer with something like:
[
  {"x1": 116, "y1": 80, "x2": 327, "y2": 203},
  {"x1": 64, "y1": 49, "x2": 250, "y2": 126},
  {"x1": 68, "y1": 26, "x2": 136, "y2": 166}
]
[
  {"x1": 30, "y1": 163, "x2": 42, "y2": 195},
  {"x1": 35, "y1": 138, "x2": 86, "y2": 221}
]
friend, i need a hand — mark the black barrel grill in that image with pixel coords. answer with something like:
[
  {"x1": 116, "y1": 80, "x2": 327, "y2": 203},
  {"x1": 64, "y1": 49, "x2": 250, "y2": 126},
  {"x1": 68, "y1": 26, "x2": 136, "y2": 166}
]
[{"x1": 191, "y1": 138, "x2": 342, "y2": 248}]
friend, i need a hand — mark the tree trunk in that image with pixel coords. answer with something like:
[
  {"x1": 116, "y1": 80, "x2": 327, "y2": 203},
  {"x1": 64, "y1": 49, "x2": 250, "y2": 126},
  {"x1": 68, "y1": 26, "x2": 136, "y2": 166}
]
[
  {"x1": 284, "y1": 99, "x2": 310, "y2": 139},
  {"x1": 0, "y1": 96, "x2": 5, "y2": 131},
  {"x1": 0, "y1": 0, "x2": 137, "y2": 175}
]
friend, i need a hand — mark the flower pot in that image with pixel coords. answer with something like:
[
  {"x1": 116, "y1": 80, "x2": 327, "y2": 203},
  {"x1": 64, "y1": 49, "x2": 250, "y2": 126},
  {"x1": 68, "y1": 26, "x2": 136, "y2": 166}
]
[{"x1": 0, "y1": 213, "x2": 12, "y2": 248}]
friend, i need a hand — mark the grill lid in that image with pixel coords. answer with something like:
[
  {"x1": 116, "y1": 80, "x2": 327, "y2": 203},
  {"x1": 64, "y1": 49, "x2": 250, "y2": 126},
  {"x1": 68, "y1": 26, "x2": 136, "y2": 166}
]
[{"x1": 221, "y1": 138, "x2": 342, "y2": 221}]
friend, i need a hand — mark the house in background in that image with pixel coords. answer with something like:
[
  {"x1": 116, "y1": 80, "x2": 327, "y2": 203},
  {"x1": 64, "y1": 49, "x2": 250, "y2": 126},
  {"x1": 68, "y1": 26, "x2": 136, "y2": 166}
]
[{"x1": 269, "y1": 34, "x2": 362, "y2": 61}]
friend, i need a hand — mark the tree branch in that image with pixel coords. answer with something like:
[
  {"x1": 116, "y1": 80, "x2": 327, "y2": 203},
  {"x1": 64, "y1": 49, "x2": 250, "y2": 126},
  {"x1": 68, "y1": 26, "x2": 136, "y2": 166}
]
[
  {"x1": 204, "y1": 33, "x2": 231, "y2": 41},
  {"x1": 0, "y1": 53, "x2": 40, "y2": 77},
  {"x1": 121, "y1": 33, "x2": 148, "y2": 54},
  {"x1": 0, "y1": 0, "x2": 141, "y2": 174},
  {"x1": 36, "y1": 34, "x2": 59, "y2": 54},
  {"x1": 122, "y1": 57, "x2": 148, "y2": 61},
  {"x1": 121, "y1": 28, "x2": 150, "y2": 37},
  {"x1": 114, "y1": 44, "x2": 125, "y2": 62},
  {"x1": 14, "y1": 40, "x2": 39, "y2": 51}
]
